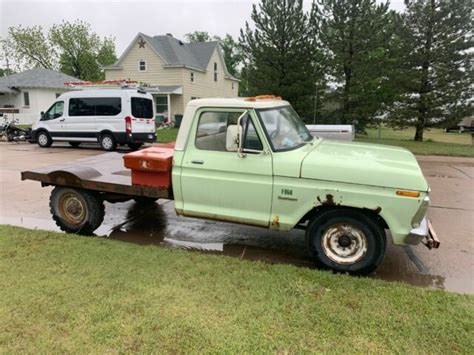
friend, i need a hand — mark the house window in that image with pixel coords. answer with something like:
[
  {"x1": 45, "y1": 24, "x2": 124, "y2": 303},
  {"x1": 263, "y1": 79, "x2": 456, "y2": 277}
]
[
  {"x1": 232, "y1": 83, "x2": 234, "y2": 90},
  {"x1": 139, "y1": 59, "x2": 146, "y2": 71},
  {"x1": 155, "y1": 95, "x2": 168, "y2": 114},
  {"x1": 23, "y1": 92, "x2": 30, "y2": 107},
  {"x1": 214, "y1": 62, "x2": 218, "y2": 81},
  {"x1": 190, "y1": 72, "x2": 194, "y2": 82}
]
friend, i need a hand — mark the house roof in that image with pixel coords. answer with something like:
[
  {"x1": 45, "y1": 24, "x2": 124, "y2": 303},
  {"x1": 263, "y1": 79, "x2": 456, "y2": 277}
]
[
  {"x1": 105, "y1": 33, "x2": 238, "y2": 80},
  {"x1": 0, "y1": 68, "x2": 81, "y2": 93}
]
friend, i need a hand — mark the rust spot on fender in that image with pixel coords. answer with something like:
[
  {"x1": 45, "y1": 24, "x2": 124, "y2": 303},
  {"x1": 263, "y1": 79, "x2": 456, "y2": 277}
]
[
  {"x1": 325, "y1": 194, "x2": 335, "y2": 205},
  {"x1": 271, "y1": 215, "x2": 280, "y2": 227}
]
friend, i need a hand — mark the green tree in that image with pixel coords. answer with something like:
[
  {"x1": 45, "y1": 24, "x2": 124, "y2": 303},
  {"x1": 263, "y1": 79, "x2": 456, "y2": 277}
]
[
  {"x1": 316, "y1": 0, "x2": 398, "y2": 129},
  {"x1": 185, "y1": 31, "x2": 211, "y2": 43},
  {"x1": 388, "y1": 0, "x2": 473, "y2": 141},
  {"x1": 239, "y1": 0, "x2": 316, "y2": 119},
  {"x1": 6, "y1": 20, "x2": 117, "y2": 81},
  {"x1": 7, "y1": 25, "x2": 57, "y2": 70},
  {"x1": 50, "y1": 20, "x2": 117, "y2": 81}
]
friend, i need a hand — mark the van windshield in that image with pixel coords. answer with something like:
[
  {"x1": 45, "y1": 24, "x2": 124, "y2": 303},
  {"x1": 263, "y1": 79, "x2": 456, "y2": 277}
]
[
  {"x1": 131, "y1": 97, "x2": 154, "y2": 118},
  {"x1": 257, "y1": 106, "x2": 313, "y2": 151}
]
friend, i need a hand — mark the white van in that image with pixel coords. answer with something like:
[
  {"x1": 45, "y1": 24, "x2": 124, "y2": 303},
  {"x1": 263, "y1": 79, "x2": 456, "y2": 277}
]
[{"x1": 31, "y1": 89, "x2": 156, "y2": 151}]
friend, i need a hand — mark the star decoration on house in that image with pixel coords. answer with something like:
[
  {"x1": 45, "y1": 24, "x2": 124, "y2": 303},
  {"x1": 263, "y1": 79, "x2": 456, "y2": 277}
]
[{"x1": 138, "y1": 38, "x2": 146, "y2": 48}]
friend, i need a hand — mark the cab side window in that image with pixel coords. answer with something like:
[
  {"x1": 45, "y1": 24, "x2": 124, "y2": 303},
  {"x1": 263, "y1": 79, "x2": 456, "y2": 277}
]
[
  {"x1": 44, "y1": 101, "x2": 64, "y2": 120},
  {"x1": 195, "y1": 110, "x2": 263, "y2": 152}
]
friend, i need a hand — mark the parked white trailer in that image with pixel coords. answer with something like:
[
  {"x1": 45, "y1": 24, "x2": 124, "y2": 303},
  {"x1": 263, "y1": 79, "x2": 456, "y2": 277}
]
[{"x1": 306, "y1": 125, "x2": 354, "y2": 141}]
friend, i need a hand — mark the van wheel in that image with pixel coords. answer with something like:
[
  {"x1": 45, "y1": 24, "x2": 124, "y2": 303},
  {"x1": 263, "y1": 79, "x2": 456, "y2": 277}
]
[
  {"x1": 68, "y1": 142, "x2": 81, "y2": 148},
  {"x1": 37, "y1": 131, "x2": 52, "y2": 148},
  {"x1": 128, "y1": 143, "x2": 143, "y2": 150},
  {"x1": 99, "y1": 133, "x2": 117, "y2": 151},
  {"x1": 306, "y1": 209, "x2": 386, "y2": 275},
  {"x1": 50, "y1": 187, "x2": 104, "y2": 235}
]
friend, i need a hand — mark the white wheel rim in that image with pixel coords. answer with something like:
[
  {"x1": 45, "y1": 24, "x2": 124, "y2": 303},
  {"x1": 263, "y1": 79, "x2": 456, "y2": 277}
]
[
  {"x1": 321, "y1": 223, "x2": 368, "y2": 265},
  {"x1": 38, "y1": 134, "x2": 48, "y2": 145},
  {"x1": 102, "y1": 136, "x2": 113, "y2": 149}
]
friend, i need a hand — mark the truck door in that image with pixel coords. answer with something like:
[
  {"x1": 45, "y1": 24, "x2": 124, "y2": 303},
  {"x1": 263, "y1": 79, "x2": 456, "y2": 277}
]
[{"x1": 180, "y1": 109, "x2": 273, "y2": 227}]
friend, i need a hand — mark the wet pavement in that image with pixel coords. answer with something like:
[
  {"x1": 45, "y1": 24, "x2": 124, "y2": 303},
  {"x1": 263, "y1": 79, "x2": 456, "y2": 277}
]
[{"x1": 0, "y1": 142, "x2": 473, "y2": 294}]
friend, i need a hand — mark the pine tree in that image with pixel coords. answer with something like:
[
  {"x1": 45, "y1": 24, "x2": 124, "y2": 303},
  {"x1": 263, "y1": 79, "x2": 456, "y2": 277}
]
[
  {"x1": 239, "y1": 0, "x2": 317, "y2": 119},
  {"x1": 316, "y1": 0, "x2": 397, "y2": 129},
  {"x1": 389, "y1": 0, "x2": 473, "y2": 141}
]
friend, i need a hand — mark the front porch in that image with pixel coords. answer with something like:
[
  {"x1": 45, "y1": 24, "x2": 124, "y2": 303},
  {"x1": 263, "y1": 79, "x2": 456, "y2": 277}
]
[{"x1": 145, "y1": 86, "x2": 183, "y2": 125}]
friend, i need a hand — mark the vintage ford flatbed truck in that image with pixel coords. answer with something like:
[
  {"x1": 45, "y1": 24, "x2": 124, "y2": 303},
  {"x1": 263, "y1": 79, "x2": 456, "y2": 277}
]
[{"x1": 21, "y1": 96, "x2": 439, "y2": 275}]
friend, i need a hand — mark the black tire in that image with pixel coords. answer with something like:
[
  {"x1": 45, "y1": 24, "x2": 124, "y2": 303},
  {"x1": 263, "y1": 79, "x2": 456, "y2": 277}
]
[
  {"x1": 68, "y1": 141, "x2": 81, "y2": 148},
  {"x1": 37, "y1": 130, "x2": 52, "y2": 148},
  {"x1": 99, "y1": 133, "x2": 117, "y2": 151},
  {"x1": 133, "y1": 197, "x2": 158, "y2": 205},
  {"x1": 50, "y1": 187, "x2": 105, "y2": 235},
  {"x1": 128, "y1": 143, "x2": 143, "y2": 150},
  {"x1": 306, "y1": 209, "x2": 386, "y2": 275}
]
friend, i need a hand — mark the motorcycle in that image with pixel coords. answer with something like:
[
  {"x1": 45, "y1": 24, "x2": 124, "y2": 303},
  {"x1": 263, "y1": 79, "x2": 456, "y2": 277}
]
[{"x1": 0, "y1": 117, "x2": 32, "y2": 142}]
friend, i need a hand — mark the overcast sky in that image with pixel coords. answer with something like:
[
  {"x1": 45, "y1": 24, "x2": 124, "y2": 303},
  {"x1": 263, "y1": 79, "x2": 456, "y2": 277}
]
[{"x1": 0, "y1": 0, "x2": 406, "y2": 67}]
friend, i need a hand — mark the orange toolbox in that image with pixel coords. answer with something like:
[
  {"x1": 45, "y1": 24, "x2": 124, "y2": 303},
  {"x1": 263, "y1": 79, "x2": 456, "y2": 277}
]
[{"x1": 123, "y1": 145, "x2": 174, "y2": 189}]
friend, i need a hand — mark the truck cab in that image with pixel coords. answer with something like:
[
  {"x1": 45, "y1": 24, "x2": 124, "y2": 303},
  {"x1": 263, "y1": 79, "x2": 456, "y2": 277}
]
[{"x1": 171, "y1": 97, "x2": 437, "y2": 274}]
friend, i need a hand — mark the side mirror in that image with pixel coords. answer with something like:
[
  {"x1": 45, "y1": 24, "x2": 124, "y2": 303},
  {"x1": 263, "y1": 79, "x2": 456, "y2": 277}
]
[{"x1": 226, "y1": 125, "x2": 242, "y2": 152}]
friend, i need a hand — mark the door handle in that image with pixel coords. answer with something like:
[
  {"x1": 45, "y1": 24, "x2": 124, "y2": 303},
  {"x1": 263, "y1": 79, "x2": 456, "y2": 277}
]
[
  {"x1": 191, "y1": 160, "x2": 204, "y2": 165},
  {"x1": 59, "y1": 118, "x2": 65, "y2": 122}
]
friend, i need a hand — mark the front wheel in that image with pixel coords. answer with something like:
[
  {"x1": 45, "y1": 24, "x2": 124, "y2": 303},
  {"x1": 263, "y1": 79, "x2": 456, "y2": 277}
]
[
  {"x1": 50, "y1": 187, "x2": 105, "y2": 235},
  {"x1": 37, "y1": 131, "x2": 52, "y2": 148},
  {"x1": 306, "y1": 209, "x2": 386, "y2": 275}
]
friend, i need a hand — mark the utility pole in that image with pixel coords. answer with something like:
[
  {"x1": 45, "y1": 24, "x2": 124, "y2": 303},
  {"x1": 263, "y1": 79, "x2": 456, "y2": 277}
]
[{"x1": 313, "y1": 82, "x2": 318, "y2": 124}]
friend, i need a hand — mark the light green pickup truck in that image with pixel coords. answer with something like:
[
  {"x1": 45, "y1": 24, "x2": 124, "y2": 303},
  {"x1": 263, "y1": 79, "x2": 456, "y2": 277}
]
[{"x1": 22, "y1": 96, "x2": 439, "y2": 275}]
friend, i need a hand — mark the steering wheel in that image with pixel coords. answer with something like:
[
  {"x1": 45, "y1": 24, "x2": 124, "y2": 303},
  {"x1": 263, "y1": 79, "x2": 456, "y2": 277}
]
[{"x1": 270, "y1": 129, "x2": 278, "y2": 139}]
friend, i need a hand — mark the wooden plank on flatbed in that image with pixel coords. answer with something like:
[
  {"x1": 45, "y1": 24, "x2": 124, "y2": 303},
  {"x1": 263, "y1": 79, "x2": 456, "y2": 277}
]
[{"x1": 21, "y1": 152, "x2": 171, "y2": 199}]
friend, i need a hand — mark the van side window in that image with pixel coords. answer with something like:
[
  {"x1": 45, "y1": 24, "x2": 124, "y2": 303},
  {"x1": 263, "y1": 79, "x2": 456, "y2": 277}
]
[
  {"x1": 69, "y1": 98, "x2": 121, "y2": 116},
  {"x1": 195, "y1": 111, "x2": 263, "y2": 152},
  {"x1": 44, "y1": 101, "x2": 64, "y2": 120}
]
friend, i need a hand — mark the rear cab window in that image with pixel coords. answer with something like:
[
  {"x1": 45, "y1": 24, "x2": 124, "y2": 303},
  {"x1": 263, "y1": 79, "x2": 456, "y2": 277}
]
[{"x1": 131, "y1": 97, "x2": 154, "y2": 118}]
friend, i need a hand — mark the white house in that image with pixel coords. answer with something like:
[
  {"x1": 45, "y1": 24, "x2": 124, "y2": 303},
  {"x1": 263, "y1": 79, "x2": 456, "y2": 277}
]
[{"x1": 0, "y1": 68, "x2": 81, "y2": 124}]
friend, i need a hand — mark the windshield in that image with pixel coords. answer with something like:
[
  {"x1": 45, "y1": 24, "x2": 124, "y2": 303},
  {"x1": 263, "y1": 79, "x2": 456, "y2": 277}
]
[{"x1": 257, "y1": 106, "x2": 313, "y2": 151}]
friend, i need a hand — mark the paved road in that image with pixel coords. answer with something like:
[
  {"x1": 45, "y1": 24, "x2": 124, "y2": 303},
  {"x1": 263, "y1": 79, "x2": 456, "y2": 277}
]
[{"x1": 0, "y1": 142, "x2": 473, "y2": 293}]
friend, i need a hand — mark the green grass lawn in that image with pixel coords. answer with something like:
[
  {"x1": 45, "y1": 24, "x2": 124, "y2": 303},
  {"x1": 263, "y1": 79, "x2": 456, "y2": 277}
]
[
  {"x1": 156, "y1": 128, "x2": 179, "y2": 143},
  {"x1": 357, "y1": 127, "x2": 474, "y2": 157},
  {"x1": 0, "y1": 225, "x2": 472, "y2": 353}
]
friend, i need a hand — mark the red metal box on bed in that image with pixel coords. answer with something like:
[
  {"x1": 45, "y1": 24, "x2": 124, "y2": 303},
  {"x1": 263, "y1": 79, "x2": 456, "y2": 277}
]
[{"x1": 123, "y1": 146, "x2": 174, "y2": 188}]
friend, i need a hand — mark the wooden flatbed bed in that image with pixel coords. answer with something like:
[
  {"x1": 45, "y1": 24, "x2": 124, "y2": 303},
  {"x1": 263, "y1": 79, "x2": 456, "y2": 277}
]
[{"x1": 21, "y1": 152, "x2": 172, "y2": 200}]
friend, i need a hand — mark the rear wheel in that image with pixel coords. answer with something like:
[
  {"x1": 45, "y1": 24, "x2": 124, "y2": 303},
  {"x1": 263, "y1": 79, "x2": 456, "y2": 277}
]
[
  {"x1": 50, "y1": 187, "x2": 105, "y2": 235},
  {"x1": 306, "y1": 209, "x2": 386, "y2": 275},
  {"x1": 68, "y1": 141, "x2": 81, "y2": 148},
  {"x1": 128, "y1": 142, "x2": 143, "y2": 150},
  {"x1": 37, "y1": 131, "x2": 52, "y2": 148},
  {"x1": 99, "y1": 133, "x2": 116, "y2": 151}
]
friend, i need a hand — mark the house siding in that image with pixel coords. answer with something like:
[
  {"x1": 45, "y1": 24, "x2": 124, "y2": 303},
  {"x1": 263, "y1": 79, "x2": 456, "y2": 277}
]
[
  {"x1": 181, "y1": 48, "x2": 238, "y2": 111},
  {"x1": 105, "y1": 39, "x2": 184, "y2": 86},
  {"x1": 0, "y1": 88, "x2": 70, "y2": 124},
  {"x1": 105, "y1": 36, "x2": 239, "y2": 117}
]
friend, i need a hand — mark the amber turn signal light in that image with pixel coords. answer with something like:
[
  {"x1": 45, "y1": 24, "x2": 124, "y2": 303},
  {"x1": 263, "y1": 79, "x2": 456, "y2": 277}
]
[{"x1": 396, "y1": 190, "x2": 420, "y2": 198}]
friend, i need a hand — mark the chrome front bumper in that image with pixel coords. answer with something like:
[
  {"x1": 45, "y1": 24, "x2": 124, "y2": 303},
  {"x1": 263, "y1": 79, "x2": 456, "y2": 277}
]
[{"x1": 406, "y1": 217, "x2": 440, "y2": 249}]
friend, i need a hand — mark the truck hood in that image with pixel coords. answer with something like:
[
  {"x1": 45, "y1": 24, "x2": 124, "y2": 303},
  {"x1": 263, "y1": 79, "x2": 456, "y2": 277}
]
[{"x1": 300, "y1": 140, "x2": 429, "y2": 191}]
